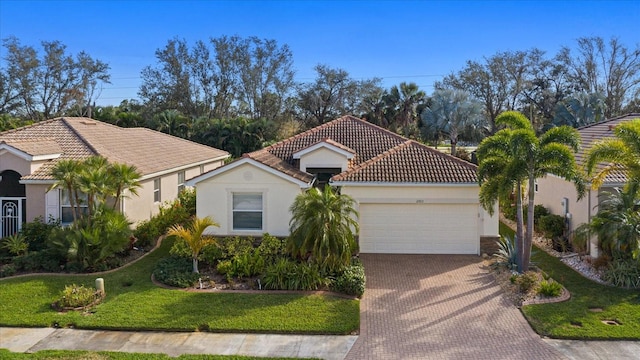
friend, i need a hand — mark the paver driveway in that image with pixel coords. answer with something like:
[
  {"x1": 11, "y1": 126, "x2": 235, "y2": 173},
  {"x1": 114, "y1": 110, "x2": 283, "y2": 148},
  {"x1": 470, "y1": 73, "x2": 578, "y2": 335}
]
[{"x1": 345, "y1": 254, "x2": 565, "y2": 360}]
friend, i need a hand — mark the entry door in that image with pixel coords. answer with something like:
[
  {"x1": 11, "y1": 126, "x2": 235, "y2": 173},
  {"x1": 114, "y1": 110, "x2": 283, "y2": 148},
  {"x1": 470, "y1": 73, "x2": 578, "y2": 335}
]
[{"x1": 1, "y1": 198, "x2": 23, "y2": 238}]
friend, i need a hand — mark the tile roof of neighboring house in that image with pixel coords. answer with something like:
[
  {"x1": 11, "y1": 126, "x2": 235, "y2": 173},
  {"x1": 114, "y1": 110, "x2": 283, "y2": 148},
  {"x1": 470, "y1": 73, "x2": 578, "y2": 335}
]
[
  {"x1": 0, "y1": 117, "x2": 229, "y2": 181},
  {"x1": 0, "y1": 139, "x2": 62, "y2": 157},
  {"x1": 576, "y1": 113, "x2": 640, "y2": 185},
  {"x1": 240, "y1": 115, "x2": 478, "y2": 184}
]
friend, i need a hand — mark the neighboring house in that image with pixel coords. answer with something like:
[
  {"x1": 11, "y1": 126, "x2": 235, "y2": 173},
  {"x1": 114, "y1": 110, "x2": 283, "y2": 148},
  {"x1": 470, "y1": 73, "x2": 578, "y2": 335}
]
[
  {"x1": 535, "y1": 113, "x2": 640, "y2": 257},
  {"x1": 0, "y1": 117, "x2": 229, "y2": 237},
  {"x1": 187, "y1": 115, "x2": 498, "y2": 255}
]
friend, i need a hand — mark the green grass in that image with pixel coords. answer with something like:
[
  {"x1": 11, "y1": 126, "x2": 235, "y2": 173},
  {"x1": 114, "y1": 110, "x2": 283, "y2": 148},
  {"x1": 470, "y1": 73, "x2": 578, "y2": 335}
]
[
  {"x1": 0, "y1": 349, "x2": 312, "y2": 359},
  {"x1": 499, "y1": 221, "x2": 640, "y2": 339},
  {"x1": 0, "y1": 238, "x2": 359, "y2": 334}
]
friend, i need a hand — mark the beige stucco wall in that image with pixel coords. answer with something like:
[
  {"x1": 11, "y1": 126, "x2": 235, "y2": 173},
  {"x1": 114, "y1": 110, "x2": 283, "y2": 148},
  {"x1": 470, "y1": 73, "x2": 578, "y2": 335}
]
[
  {"x1": 299, "y1": 147, "x2": 349, "y2": 172},
  {"x1": 0, "y1": 152, "x2": 30, "y2": 176},
  {"x1": 342, "y1": 185, "x2": 499, "y2": 239},
  {"x1": 25, "y1": 184, "x2": 47, "y2": 222},
  {"x1": 195, "y1": 162, "x2": 303, "y2": 237}
]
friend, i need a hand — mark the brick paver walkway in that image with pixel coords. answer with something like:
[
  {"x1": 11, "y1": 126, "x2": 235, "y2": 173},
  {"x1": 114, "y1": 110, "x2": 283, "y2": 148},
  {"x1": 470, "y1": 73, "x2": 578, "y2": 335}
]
[{"x1": 345, "y1": 254, "x2": 565, "y2": 359}]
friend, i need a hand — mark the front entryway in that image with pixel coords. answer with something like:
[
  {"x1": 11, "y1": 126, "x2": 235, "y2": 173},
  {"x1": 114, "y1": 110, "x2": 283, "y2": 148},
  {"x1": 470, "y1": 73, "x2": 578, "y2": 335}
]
[{"x1": 0, "y1": 169, "x2": 27, "y2": 238}]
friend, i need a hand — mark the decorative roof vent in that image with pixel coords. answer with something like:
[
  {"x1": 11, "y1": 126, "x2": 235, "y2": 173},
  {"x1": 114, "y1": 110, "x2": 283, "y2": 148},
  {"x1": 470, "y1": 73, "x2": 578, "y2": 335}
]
[{"x1": 80, "y1": 120, "x2": 97, "y2": 125}]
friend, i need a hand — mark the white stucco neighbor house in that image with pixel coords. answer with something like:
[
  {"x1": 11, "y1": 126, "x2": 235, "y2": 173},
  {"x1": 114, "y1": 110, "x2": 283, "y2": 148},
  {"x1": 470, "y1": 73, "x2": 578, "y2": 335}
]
[
  {"x1": 0, "y1": 117, "x2": 229, "y2": 238},
  {"x1": 187, "y1": 115, "x2": 499, "y2": 255},
  {"x1": 534, "y1": 113, "x2": 640, "y2": 257}
]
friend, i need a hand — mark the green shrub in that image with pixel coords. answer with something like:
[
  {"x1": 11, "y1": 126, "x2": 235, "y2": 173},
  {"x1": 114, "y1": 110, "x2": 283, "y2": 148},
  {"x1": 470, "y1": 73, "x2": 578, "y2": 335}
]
[
  {"x1": 537, "y1": 279, "x2": 563, "y2": 297},
  {"x1": 200, "y1": 243, "x2": 224, "y2": 264},
  {"x1": 20, "y1": 216, "x2": 60, "y2": 252},
  {"x1": 12, "y1": 251, "x2": 62, "y2": 272},
  {"x1": 153, "y1": 256, "x2": 200, "y2": 288},
  {"x1": 538, "y1": 214, "x2": 565, "y2": 238},
  {"x1": 133, "y1": 189, "x2": 196, "y2": 247},
  {"x1": 503, "y1": 202, "x2": 517, "y2": 221},
  {"x1": 56, "y1": 284, "x2": 99, "y2": 309},
  {"x1": 216, "y1": 260, "x2": 233, "y2": 276},
  {"x1": 219, "y1": 236, "x2": 254, "y2": 259},
  {"x1": 0, "y1": 264, "x2": 16, "y2": 277},
  {"x1": 257, "y1": 233, "x2": 287, "y2": 265},
  {"x1": 1, "y1": 233, "x2": 28, "y2": 256},
  {"x1": 331, "y1": 262, "x2": 366, "y2": 297},
  {"x1": 262, "y1": 259, "x2": 326, "y2": 291},
  {"x1": 525, "y1": 204, "x2": 550, "y2": 228},
  {"x1": 515, "y1": 271, "x2": 539, "y2": 293},
  {"x1": 231, "y1": 249, "x2": 265, "y2": 279},
  {"x1": 603, "y1": 258, "x2": 640, "y2": 288}
]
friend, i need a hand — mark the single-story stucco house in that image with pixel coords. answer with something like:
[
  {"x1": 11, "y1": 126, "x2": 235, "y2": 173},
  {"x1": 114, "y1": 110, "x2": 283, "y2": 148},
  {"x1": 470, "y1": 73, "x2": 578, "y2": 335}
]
[
  {"x1": 535, "y1": 113, "x2": 640, "y2": 257},
  {"x1": 187, "y1": 115, "x2": 499, "y2": 254},
  {"x1": 0, "y1": 117, "x2": 229, "y2": 237}
]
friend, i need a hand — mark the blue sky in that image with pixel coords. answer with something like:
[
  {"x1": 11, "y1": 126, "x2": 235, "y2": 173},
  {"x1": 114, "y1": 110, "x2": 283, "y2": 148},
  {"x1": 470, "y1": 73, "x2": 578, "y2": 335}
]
[{"x1": 1, "y1": 0, "x2": 639, "y2": 106}]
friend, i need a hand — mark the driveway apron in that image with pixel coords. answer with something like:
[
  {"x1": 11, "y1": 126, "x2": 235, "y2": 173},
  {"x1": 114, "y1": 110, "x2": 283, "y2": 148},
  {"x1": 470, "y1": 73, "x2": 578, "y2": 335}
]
[{"x1": 345, "y1": 254, "x2": 565, "y2": 360}]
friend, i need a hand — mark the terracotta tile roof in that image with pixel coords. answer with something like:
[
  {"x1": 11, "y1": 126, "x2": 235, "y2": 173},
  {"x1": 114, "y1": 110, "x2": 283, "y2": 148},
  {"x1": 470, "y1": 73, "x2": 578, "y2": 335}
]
[
  {"x1": 332, "y1": 140, "x2": 478, "y2": 183},
  {"x1": 0, "y1": 139, "x2": 62, "y2": 157},
  {"x1": 576, "y1": 113, "x2": 640, "y2": 185},
  {"x1": 0, "y1": 117, "x2": 229, "y2": 181},
  {"x1": 240, "y1": 115, "x2": 478, "y2": 184}
]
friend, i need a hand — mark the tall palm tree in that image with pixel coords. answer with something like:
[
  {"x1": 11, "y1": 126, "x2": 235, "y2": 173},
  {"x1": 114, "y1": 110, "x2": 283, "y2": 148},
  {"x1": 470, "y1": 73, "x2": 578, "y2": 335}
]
[
  {"x1": 421, "y1": 88, "x2": 487, "y2": 156},
  {"x1": 49, "y1": 159, "x2": 82, "y2": 223},
  {"x1": 167, "y1": 216, "x2": 219, "y2": 273},
  {"x1": 288, "y1": 185, "x2": 359, "y2": 273},
  {"x1": 107, "y1": 163, "x2": 142, "y2": 210},
  {"x1": 78, "y1": 156, "x2": 109, "y2": 219},
  {"x1": 386, "y1": 82, "x2": 426, "y2": 129},
  {"x1": 585, "y1": 118, "x2": 640, "y2": 189},
  {"x1": 477, "y1": 111, "x2": 584, "y2": 272}
]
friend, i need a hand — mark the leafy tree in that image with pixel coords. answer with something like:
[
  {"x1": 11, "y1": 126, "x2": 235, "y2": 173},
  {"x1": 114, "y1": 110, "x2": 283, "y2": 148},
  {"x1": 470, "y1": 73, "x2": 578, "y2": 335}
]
[
  {"x1": 552, "y1": 92, "x2": 606, "y2": 128},
  {"x1": 167, "y1": 216, "x2": 219, "y2": 273},
  {"x1": 1, "y1": 37, "x2": 110, "y2": 120},
  {"x1": 557, "y1": 37, "x2": 640, "y2": 118},
  {"x1": 585, "y1": 118, "x2": 640, "y2": 189},
  {"x1": 288, "y1": 186, "x2": 359, "y2": 273},
  {"x1": 421, "y1": 89, "x2": 486, "y2": 156},
  {"x1": 477, "y1": 111, "x2": 584, "y2": 272}
]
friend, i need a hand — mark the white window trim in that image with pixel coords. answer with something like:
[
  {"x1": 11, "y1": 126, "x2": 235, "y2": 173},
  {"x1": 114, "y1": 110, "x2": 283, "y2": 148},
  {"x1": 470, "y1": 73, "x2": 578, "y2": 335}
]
[
  {"x1": 178, "y1": 171, "x2": 185, "y2": 193},
  {"x1": 228, "y1": 189, "x2": 267, "y2": 233},
  {"x1": 60, "y1": 189, "x2": 88, "y2": 225},
  {"x1": 154, "y1": 178, "x2": 161, "y2": 203}
]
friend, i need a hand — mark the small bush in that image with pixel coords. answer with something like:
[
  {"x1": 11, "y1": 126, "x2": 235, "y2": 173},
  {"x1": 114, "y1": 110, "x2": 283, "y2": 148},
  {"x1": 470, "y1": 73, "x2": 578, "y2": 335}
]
[
  {"x1": 493, "y1": 236, "x2": 518, "y2": 271},
  {"x1": 603, "y1": 258, "x2": 640, "y2": 288},
  {"x1": 515, "y1": 271, "x2": 539, "y2": 293},
  {"x1": 526, "y1": 204, "x2": 550, "y2": 228},
  {"x1": 153, "y1": 256, "x2": 200, "y2": 288},
  {"x1": 331, "y1": 262, "x2": 366, "y2": 297},
  {"x1": 257, "y1": 234, "x2": 287, "y2": 265},
  {"x1": 20, "y1": 216, "x2": 60, "y2": 252},
  {"x1": 12, "y1": 250, "x2": 63, "y2": 272},
  {"x1": 538, "y1": 214, "x2": 565, "y2": 239},
  {"x1": 262, "y1": 259, "x2": 326, "y2": 291},
  {"x1": 56, "y1": 284, "x2": 99, "y2": 309},
  {"x1": 537, "y1": 279, "x2": 563, "y2": 297},
  {"x1": 0, "y1": 264, "x2": 16, "y2": 277},
  {"x1": 231, "y1": 249, "x2": 265, "y2": 279},
  {"x1": 133, "y1": 189, "x2": 196, "y2": 247},
  {"x1": 219, "y1": 236, "x2": 254, "y2": 259},
  {"x1": 1, "y1": 233, "x2": 28, "y2": 256}
]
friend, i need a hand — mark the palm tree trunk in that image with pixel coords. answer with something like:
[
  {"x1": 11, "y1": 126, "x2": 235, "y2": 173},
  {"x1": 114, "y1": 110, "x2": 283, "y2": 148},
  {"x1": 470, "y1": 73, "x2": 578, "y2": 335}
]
[
  {"x1": 67, "y1": 184, "x2": 78, "y2": 223},
  {"x1": 515, "y1": 181, "x2": 526, "y2": 272},
  {"x1": 523, "y1": 175, "x2": 537, "y2": 272},
  {"x1": 192, "y1": 257, "x2": 199, "y2": 273}
]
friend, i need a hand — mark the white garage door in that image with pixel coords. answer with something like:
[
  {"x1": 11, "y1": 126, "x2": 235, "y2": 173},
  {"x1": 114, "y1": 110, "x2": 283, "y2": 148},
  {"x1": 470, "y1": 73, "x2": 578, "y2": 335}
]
[{"x1": 359, "y1": 203, "x2": 479, "y2": 254}]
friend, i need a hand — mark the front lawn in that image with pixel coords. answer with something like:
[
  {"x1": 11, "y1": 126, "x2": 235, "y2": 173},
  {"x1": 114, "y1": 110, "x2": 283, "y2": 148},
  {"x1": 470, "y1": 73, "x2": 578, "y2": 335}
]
[
  {"x1": 0, "y1": 238, "x2": 359, "y2": 334},
  {"x1": 0, "y1": 349, "x2": 311, "y2": 360},
  {"x1": 522, "y1": 247, "x2": 640, "y2": 339}
]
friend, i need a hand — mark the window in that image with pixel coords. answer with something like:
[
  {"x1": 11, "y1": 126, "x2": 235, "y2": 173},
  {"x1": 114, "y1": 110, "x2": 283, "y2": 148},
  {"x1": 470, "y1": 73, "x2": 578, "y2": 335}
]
[
  {"x1": 306, "y1": 167, "x2": 342, "y2": 188},
  {"x1": 232, "y1": 193, "x2": 262, "y2": 230},
  {"x1": 200, "y1": 165, "x2": 205, "y2": 174},
  {"x1": 154, "y1": 178, "x2": 161, "y2": 203},
  {"x1": 534, "y1": 180, "x2": 539, "y2": 193},
  {"x1": 60, "y1": 189, "x2": 88, "y2": 224},
  {"x1": 177, "y1": 171, "x2": 185, "y2": 193}
]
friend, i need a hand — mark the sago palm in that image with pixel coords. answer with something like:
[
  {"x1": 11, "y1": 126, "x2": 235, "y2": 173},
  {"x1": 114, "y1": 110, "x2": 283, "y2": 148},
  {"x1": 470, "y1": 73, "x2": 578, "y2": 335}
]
[
  {"x1": 167, "y1": 216, "x2": 219, "y2": 273},
  {"x1": 288, "y1": 185, "x2": 359, "y2": 273},
  {"x1": 477, "y1": 111, "x2": 584, "y2": 272}
]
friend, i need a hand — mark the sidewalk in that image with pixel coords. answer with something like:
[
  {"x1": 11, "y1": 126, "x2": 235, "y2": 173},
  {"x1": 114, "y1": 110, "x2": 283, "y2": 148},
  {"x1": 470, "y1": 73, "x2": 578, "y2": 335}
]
[{"x1": 0, "y1": 327, "x2": 357, "y2": 360}]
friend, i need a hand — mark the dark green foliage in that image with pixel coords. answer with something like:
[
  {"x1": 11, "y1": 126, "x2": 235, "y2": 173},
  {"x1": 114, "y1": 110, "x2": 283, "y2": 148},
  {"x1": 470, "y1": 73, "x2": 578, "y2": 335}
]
[
  {"x1": 199, "y1": 243, "x2": 224, "y2": 264},
  {"x1": 528, "y1": 205, "x2": 550, "y2": 228},
  {"x1": 218, "y1": 236, "x2": 254, "y2": 259},
  {"x1": 538, "y1": 280, "x2": 563, "y2": 297},
  {"x1": 262, "y1": 258, "x2": 326, "y2": 291},
  {"x1": 603, "y1": 258, "x2": 640, "y2": 288},
  {"x1": 257, "y1": 234, "x2": 287, "y2": 265},
  {"x1": 330, "y1": 261, "x2": 366, "y2": 297},
  {"x1": 216, "y1": 248, "x2": 265, "y2": 281},
  {"x1": 11, "y1": 250, "x2": 63, "y2": 272},
  {"x1": 153, "y1": 256, "x2": 200, "y2": 288},
  {"x1": 538, "y1": 214, "x2": 565, "y2": 238},
  {"x1": 19, "y1": 216, "x2": 60, "y2": 252},
  {"x1": 133, "y1": 189, "x2": 196, "y2": 247},
  {"x1": 0, "y1": 264, "x2": 16, "y2": 277}
]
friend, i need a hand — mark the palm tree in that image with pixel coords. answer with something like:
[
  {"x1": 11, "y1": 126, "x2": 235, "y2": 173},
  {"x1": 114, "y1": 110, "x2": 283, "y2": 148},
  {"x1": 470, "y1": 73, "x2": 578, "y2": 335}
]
[
  {"x1": 78, "y1": 156, "x2": 109, "y2": 219},
  {"x1": 50, "y1": 159, "x2": 82, "y2": 223},
  {"x1": 386, "y1": 82, "x2": 426, "y2": 129},
  {"x1": 167, "y1": 216, "x2": 219, "y2": 273},
  {"x1": 477, "y1": 111, "x2": 584, "y2": 272},
  {"x1": 107, "y1": 163, "x2": 141, "y2": 210},
  {"x1": 421, "y1": 88, "x2": 487, "y2": 156},
  {"x1": 585, "y1": 118, "x2": 640, "y2": 189},
  {"x1": 288, "y1": 186, "x2": 359, "y2": 273},
  {"x1": 552, "y1": 92, "x2": 606, "y2": 128}
]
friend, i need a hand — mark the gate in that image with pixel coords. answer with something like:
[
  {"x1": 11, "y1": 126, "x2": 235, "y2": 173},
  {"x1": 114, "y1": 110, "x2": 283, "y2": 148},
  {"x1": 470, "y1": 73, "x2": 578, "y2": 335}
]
[{"x1": 1, "y1": 198, "x2": 23, "y2": 238}]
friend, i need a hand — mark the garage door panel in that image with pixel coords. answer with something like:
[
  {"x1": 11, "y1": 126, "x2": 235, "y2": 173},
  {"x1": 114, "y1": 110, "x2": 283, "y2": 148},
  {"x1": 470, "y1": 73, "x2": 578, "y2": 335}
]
[{"x1": 359, "y1": 203, "x2": 478, "y2": 254}]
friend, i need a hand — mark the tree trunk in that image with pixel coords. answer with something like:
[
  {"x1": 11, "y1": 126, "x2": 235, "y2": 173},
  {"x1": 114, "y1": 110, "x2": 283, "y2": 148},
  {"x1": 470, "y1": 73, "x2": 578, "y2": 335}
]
[
  {"x1": 515, "y1": 181, "x2": 526, "y2": 273},
  {"x1": 523, "y1": 174, "x2": 537, "y2": 272},
  {"x1": 192, "y1": 257, "x2": 199, "y2": 273}
]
